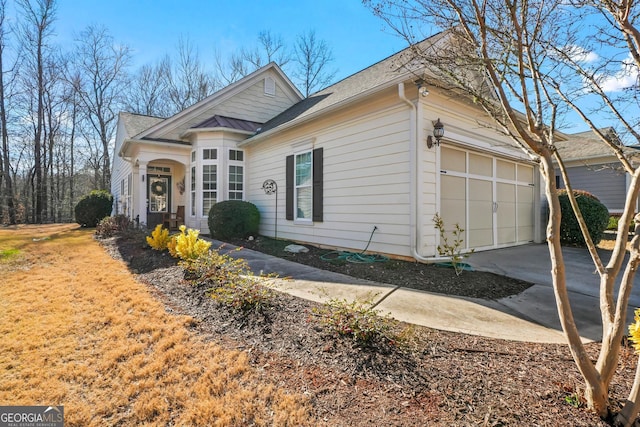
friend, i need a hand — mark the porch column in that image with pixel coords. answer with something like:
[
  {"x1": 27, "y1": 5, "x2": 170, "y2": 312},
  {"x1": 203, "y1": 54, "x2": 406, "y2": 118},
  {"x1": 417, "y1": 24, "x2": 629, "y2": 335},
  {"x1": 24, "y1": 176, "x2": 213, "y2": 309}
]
[{"x1": 138, "y1": 161, "x2": 148, "y2": 226}]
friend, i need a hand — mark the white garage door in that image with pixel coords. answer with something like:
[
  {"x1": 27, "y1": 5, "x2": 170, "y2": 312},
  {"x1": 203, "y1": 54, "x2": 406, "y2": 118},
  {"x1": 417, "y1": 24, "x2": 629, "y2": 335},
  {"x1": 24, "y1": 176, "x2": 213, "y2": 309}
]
[{"x1": 440, "y1": 146, "x2": 535, "y2": 251}]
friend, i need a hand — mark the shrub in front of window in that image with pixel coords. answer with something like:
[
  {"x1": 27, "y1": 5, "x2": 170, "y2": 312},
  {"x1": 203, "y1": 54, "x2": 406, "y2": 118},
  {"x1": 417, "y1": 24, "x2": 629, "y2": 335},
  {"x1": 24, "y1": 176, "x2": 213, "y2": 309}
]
[
  {"x1": 74, "y1": 190, "x2": 113, "y2": 227},
  {"x1": 208, "y1": 200, "x2": 260, "y2": 240},
  {"x1": 558, "y1": 189, "x2": 609, "y2": 246}
]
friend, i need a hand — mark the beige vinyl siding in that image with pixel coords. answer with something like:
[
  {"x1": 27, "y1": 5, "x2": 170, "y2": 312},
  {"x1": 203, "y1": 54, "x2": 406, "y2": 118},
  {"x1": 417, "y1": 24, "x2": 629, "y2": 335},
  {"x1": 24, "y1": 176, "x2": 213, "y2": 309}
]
[
  {"x1": 248, "y1": 102, "x2": 414, "y2": 257},
  {"x1": 161, "y1": 75, "x2": 299, "y2": 141},
  {"x1": 110, "y1": 119, "x2": 134, "y2": 217}
]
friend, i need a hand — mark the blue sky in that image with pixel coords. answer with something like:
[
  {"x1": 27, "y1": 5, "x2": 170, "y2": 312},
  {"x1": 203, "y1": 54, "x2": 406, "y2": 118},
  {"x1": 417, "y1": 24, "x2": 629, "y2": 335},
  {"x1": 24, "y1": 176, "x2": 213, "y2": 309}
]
[
  {"x1": 44, "y1": 0, "x2": 412, "y2": 83},
  {"x1": 6, "y1": 0, "x2": 629, "y2": 134}
]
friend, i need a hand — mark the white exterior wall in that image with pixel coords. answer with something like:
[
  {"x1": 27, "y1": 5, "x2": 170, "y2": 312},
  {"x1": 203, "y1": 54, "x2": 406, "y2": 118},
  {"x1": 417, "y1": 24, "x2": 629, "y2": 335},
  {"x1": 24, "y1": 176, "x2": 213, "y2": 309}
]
[
  {"x1": 187, "y1": 131, "x2": 250, "y2": 232},
  {"x1": 247, "y1": 92, "x2": 416, "y2": 257},
  {"x1": 111, "y1": 119, "x2": 134, "y2": 217}
]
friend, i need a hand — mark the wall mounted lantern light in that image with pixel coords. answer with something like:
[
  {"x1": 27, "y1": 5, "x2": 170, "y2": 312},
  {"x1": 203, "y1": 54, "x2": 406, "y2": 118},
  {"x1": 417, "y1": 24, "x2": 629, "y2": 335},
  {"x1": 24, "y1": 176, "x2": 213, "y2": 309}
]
[{"x1": 427, "y1": 118, "x2": 445, "y2": 149}]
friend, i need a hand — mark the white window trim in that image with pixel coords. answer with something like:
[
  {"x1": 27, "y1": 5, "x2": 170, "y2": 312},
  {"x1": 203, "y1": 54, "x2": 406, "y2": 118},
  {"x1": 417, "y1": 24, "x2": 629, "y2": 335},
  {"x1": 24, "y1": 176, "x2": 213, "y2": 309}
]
[
  {"x1": 190, "y1": 165, "x2": 196, "y2": 217},
  {"x1": 228, "y1": 148, "x2": 245, "y2": 201},
  {"x1": 200, "y1": 148, "x2": 220, "y2": 217},
  {"x1": 294, "y1": 149, "x2": 313, "y2": 223}
]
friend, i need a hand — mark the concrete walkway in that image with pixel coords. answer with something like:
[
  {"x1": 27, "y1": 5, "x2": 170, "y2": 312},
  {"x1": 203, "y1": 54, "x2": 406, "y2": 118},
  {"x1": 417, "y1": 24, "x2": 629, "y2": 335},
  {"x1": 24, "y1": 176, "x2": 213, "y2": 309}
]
[{"x1": 210, "y1": 239, "x2": 630, "y2": 344}]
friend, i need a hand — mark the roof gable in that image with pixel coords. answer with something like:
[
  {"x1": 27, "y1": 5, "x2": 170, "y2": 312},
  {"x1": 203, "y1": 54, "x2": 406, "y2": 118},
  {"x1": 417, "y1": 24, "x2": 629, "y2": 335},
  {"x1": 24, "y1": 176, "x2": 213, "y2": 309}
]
[{"x1": 137, "y1": 62, "x2": 303, "y2": 142}]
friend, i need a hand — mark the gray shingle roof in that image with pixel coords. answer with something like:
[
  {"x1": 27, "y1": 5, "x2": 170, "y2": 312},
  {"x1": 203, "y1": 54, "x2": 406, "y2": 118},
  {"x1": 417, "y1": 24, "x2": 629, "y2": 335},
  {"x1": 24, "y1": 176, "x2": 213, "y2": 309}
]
[
  {"x1": 254, "y1": 35, "x2": 445, "y2": 136},
  {"x1": 120, "y1": 112, "x2": 165, "y2": 138},
  {"x1": 554, "y1": 128, "x2": 638, "y2": 161}
]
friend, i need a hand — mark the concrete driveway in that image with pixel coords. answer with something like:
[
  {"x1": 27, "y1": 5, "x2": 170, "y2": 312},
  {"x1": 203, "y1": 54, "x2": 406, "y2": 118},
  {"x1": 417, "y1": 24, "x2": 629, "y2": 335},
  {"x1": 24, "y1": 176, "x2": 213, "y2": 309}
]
[{"x1": 467, "y1": 243, "x2": 640, "y2": 341}]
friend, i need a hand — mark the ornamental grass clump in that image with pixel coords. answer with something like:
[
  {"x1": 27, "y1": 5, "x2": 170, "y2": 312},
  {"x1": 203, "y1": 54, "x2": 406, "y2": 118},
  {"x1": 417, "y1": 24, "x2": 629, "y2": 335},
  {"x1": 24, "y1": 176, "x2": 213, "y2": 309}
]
[{"x1": 167, "y1": 225, "x2": 211, "y2": 261}]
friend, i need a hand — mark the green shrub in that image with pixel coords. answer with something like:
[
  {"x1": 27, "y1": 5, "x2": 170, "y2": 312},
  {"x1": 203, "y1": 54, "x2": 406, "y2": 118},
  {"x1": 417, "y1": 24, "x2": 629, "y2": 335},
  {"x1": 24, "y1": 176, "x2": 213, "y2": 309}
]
[
  {"x1": 75, "y1": 190, "x2": 113, "y2": 227},
  {"x1": 184, "y1": 248, "x2": 276, "y2": 314},
  {"x1": 183, "y1": 247, "x2": 252, "y2": 286},
  {"x1": 211, "y1": 281, "x2": 276, "y2": 314},
  {"x1": 95, "y1": 215, "x2": 133, "y2": 238},
  {"x1": 607, "y1": 215, "x2": 635, "y2": 232},
  {"x1": 310, "y1": 298, "x2": 400, "y2": 347},
  {"x1": 558, "y1": 189, "x2": 609, "y2": 246},
  {"x1": 208, "y1": 200, "x2": 260, "y2": 240}
]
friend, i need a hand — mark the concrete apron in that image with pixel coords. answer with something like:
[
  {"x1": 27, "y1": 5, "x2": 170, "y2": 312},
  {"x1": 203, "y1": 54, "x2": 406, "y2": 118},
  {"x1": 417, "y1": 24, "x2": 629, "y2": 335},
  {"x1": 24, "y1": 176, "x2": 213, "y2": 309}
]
[{"x1": 468, "y1": 243, "x2": 640, "y2": 343}]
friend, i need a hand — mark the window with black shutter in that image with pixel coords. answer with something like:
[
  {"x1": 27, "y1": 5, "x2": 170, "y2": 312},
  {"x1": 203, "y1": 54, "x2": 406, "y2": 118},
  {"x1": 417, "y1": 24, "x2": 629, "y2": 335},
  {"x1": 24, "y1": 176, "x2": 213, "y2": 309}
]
[{"x1": 286, "y1": 147, "x2": 323, "y2": 222}]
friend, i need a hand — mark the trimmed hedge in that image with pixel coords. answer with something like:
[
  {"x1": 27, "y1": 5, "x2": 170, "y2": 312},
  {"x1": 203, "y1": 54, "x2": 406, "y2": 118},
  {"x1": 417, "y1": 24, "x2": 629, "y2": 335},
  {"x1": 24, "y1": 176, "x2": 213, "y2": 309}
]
[
  {"x1": 75, "y1": 190, "x2": 113, "y2": 227},
  {"x1": 208, "y1": 200, "x2": 260, "y2": 240},
  {"x1": 558, "y1": 189, "x2": 609, "y2": 246}
]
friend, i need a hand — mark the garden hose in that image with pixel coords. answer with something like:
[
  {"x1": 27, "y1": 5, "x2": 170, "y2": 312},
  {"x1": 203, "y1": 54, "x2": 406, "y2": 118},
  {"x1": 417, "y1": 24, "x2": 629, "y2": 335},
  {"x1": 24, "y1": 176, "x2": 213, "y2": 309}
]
[{"x1": 320, "y1": 226, "x2": 389, "y2": 264}]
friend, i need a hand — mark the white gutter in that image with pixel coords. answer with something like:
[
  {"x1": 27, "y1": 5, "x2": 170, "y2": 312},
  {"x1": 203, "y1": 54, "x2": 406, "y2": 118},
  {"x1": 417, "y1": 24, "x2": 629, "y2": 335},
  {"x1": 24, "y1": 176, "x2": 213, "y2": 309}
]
[{"x1": 398, "y1": 82, "x2": 450, "y2": 264}]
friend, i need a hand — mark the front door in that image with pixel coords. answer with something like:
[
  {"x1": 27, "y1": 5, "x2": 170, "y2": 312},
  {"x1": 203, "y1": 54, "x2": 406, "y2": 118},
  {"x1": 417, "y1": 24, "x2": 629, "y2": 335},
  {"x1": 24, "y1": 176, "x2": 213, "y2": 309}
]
[{"x1": 147, "y1": 175, "x2": 171, "y2": 228}]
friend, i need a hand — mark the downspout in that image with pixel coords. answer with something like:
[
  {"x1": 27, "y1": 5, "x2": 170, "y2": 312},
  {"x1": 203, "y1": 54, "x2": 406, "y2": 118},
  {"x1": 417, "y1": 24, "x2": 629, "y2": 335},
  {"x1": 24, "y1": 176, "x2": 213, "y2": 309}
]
[{"x1": 398, "y1": 83, "x2": 449, "y2": 263}]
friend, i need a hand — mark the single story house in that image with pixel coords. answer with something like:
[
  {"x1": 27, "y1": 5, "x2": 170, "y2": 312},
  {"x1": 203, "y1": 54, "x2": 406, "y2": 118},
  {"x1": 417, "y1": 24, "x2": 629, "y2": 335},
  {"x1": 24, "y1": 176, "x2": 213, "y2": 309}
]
[
  {"x1": 111, "y1": 36, "x2": 543, "y2": 261},
  {"x1": 554, "y1": 128, "x2": 640, "y2": 214}
]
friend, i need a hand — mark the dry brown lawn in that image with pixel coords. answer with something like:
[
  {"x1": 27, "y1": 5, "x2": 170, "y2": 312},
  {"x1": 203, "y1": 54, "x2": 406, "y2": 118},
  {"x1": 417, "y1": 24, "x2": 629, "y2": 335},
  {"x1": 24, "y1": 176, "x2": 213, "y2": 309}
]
[{"x1": 0, "y1": 224, "x2": 310, "y2": 426}]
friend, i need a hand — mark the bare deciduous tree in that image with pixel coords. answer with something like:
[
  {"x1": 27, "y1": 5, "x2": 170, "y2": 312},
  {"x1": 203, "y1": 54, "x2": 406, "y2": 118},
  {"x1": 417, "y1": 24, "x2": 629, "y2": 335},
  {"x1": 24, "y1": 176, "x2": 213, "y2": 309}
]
[
  {"x1": 367, "y1": 0, "x2": 640, "y2": 423},
  {"x1": 164, "y1": 36, "x2": 217, "y2": 113},
  {"x1": 0, "y1": 0, "x2": 17, "y2": 224},
  {"x1": 215, "y1": 30, "x2": 292, "y2": 85},
  {"x1": 72, "y1": 25, "x2": 130, "y2": 190},
  {"x1": 125, "y1": 62, "x2": 170, "y2": 117},
  {"x1": 17, "y1": 0, "x2": 56, "y2": 223},
  {"x1": 293, "y1": 30, "x2": 337, "y2": 97}
]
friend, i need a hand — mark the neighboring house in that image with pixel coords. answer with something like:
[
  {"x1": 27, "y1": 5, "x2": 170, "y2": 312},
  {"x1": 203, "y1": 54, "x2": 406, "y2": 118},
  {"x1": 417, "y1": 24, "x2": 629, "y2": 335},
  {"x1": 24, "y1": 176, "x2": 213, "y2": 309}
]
[
  {"x1": 554, "y1": 128, "x2": 640, "y2": 214},
  {"x1": 112, "y1": 39, "x2": 543, "y2": 262}
]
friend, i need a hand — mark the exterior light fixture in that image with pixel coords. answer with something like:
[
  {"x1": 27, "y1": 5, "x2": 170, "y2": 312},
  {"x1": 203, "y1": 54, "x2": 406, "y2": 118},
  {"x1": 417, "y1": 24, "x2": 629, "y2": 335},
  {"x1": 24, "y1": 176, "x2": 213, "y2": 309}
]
[
  {"x1": 415, "y1": 78, "x2": 429, "y2": 97},
  {"x1": 427, "y1": 118, "x2": 445, "y2": 149}
]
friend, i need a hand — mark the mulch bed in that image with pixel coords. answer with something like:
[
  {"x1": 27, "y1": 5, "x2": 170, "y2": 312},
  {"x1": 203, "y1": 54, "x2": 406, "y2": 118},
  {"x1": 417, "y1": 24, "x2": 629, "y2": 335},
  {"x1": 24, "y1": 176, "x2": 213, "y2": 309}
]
[{"x1": 100, "y1": 232, "x2": 638, "y2": 426}]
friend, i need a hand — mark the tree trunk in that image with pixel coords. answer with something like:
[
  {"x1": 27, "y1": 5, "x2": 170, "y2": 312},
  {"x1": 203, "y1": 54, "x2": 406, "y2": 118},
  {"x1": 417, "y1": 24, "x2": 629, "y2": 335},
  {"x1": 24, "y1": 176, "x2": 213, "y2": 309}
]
[{"x1": 540, "y1": 153, "x2": 610, "y2": 417}]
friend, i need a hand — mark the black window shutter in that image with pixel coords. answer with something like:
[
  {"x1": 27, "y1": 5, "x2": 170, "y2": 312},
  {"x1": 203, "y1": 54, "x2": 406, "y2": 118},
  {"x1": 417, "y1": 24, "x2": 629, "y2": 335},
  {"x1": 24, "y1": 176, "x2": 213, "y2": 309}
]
[
  {"x1": 285, "y1": 155, "x2": 294, "y2": 220},
  {"x1": 312, "y1": 147, "x2": 323, "y2": 222}
]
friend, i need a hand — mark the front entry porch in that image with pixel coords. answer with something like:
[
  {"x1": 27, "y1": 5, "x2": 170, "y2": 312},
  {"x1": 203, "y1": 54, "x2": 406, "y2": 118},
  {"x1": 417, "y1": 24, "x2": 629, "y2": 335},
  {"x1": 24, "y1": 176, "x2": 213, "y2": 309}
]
[{"x1": 138, "y1": 160, "x2": 187, "y2": 229}]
